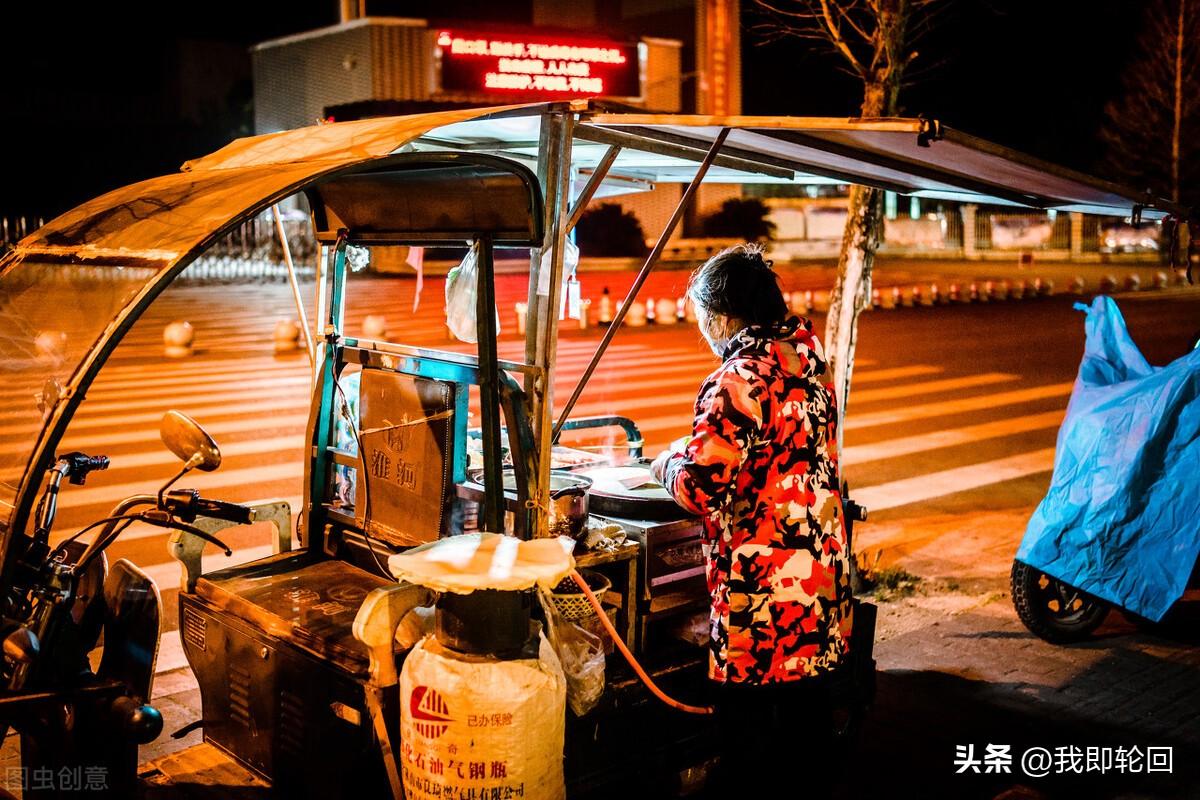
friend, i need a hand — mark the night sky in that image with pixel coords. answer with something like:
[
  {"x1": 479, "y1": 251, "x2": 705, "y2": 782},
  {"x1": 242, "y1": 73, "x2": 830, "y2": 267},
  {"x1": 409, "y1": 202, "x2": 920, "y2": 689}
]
[{"x1": 0, "y1": 0, "x2": 1148, "y2": 219}]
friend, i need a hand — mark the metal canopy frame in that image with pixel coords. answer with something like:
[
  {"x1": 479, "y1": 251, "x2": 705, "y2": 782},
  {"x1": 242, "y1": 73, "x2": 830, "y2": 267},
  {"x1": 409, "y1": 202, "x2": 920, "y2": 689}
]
[
  {"x1": 409, "y1": 104, "x2": 1185, "y2": 218},
  {"x1": 2, "y1": 99, "x2": 1188, "y2": 554},
  {"x1": 434, "y1": 104, "x2": 1186, "y2": 536}
]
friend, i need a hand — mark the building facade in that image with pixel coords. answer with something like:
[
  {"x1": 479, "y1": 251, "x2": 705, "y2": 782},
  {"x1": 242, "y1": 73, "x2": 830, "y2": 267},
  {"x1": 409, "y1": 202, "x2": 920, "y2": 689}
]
[{"x1": 251, "y1": 1, "x2": 745, "y2": 250}]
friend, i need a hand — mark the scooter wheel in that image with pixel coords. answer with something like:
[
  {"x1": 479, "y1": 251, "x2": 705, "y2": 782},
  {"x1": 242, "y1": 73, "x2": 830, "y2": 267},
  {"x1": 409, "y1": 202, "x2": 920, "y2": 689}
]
[{"x1": 1011, "y1": 560, "x2": 1109, "y2": 643}]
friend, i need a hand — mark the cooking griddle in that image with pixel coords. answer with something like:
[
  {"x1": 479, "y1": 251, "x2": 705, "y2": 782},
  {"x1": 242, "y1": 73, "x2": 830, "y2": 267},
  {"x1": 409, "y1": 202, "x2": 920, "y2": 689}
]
[{"x1": 578, "y1": 464, "x2": 689, "y2": 521}]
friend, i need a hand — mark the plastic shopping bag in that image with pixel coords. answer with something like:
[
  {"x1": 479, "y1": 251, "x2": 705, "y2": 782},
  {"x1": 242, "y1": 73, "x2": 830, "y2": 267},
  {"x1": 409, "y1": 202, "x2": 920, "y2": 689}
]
[
  {"x1": 537, "y1": 586, "x2": 606, "y2": 716},
  {"x1": 445, "y1": 243, "x2": 501, "y2": 343},
  {"x1": 552, "y1": 240, "x2": 581, "y2": 320}
]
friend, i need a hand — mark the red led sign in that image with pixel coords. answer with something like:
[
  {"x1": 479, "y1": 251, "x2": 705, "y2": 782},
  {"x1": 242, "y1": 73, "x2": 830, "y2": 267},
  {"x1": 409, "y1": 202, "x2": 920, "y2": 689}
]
[{"x1": 436, "y1": 29, "x2": 641, "y2": 98}]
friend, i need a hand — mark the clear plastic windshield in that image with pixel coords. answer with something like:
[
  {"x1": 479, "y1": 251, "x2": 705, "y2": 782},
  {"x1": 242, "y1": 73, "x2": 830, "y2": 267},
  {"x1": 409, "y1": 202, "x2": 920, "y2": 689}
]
[{"x1": 0, "y1": 257, "x2": 155, "y2": 523}]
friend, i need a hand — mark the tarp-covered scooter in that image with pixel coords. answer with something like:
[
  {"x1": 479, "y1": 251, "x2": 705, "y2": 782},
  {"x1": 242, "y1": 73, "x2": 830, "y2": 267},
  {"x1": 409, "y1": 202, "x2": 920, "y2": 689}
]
[{"x1": 1014, "y1": 296, "x2": 1200, "y2": 642}]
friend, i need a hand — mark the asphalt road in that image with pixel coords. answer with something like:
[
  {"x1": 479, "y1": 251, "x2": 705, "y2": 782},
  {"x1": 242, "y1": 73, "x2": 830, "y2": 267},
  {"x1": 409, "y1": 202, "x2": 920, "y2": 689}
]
[{"x1": 18, "y1": 273, "x2": 1200, "y2": 640}]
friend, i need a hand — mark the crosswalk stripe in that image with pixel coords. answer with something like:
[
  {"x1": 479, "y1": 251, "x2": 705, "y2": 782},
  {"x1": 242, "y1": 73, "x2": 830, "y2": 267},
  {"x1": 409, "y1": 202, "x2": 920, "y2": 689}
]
[
  {"x1": 53, "y1": 462, "x2": 302, "y2": 512},
  {"x1": 84, "y1": 436, "x2": 303, "y2": 474},
  {"x1": 0, "y1": 357, "x2": 908, "y2": 450},
  {"x1": 0, "y1": 433, "x2": 305, "y2": 486},
  {"x1": 571, "y1": 364, "x2": 957, "y2": 399},
  {"x1": 140, "y1": 544, "x2": 275, "y2": 601},
  {"x1": 557, "y1": 370, "x2": 982, "y2": 421},
  {"x1": 612, "y1": 377, "x2": 1063, "y2": 439},
  {"x1": 61, "y1": 356, "x2": 310, "y2": 380},
  {"x1": 40, "y1": 355, "x2": 725, "y2": 405},
  {"x1": 61, "y1": 399, "x2": 1065, "y2": 539},
  {"x1": 853, "y1": 447, "x2": 1057, "y2": 512},
  {"x1": 0, "y1": 347, "x2": 724, "y2": 402},
  {"x1": 842, "y1": 410, "x2": 1065, "y2": 464},
  {"x1": 1, "y1": 398, "x2": 313, "y2": 440},
  {"x1": 844, "y1": 365, "x2": 941, "y2": 384},
  {"x1": 845, "y1": 382, "x2": 1074, "y2": 429},
  {"x1": 0, "y1": 414, "x2": 311, "y2": 461},
  {"x1": 844, "y1": 372, "x2": 1017, "y2": 405},
  {"x1": 0, "y1": 380, "x2": 315, "y2": 420},
  {"x1": 78, "y1": 495, "x2": 304, "y2": 545},
  {"x1": 0, "y1": 369, "x2": 311, "y2": 401}
]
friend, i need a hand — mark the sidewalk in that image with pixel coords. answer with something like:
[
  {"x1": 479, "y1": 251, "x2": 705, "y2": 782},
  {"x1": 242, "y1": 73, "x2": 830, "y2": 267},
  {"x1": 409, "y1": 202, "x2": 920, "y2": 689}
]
[
  {"x1": 857, "y1": 585, "x2": 1200, "y2": 799},
  {"x1": 846, "y1": 497, "x2": 1200, "y2": 800}
]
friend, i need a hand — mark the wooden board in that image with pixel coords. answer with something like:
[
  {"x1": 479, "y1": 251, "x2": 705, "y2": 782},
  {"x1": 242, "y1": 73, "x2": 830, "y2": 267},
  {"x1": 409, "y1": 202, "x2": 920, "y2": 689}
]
[{"x1": 139, "y1": 743, "x2": 268, "y2": 797}]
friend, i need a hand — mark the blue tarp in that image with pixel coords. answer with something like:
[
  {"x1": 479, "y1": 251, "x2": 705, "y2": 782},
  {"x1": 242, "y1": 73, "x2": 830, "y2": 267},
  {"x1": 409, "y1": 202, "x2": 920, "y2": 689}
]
[{"x1": 1017, "y1": 296, "x2": 1200, "y2": 621}]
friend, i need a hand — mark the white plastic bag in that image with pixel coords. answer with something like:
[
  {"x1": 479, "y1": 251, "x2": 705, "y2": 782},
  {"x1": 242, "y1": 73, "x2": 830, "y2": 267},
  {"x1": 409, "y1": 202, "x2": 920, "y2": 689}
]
[
  {"x1": 537, "y1": 587, "x2": 606, "y2": 716},
  {"x1": 551, "y1": 240, "x2": 582, "y2": 320},
  {"x1": 444, "y1": 243, "x2": 501, "y2": 343}
]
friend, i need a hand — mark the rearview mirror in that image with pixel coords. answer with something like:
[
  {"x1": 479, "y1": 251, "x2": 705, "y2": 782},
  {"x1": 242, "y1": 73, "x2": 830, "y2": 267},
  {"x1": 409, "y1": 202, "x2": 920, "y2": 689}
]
[{"x1": 160, "y1": 411, "x2": 221, "y2": 472}]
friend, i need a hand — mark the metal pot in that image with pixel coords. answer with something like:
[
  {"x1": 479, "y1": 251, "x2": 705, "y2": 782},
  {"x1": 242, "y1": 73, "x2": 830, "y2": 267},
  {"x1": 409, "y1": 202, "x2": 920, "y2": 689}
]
[
  {"x1": 544, "y1": 470, "x2": 592, "y2": 541},
  {"x1": 488, "y1": 467, "x2": 593, "y2": 541}
]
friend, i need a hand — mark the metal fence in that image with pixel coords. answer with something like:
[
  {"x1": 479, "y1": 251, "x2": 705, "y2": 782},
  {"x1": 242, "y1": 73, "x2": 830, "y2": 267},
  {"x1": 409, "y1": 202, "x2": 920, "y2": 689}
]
[
  {"x1": 1, "y1": 215, "x2": 44, "y2": 245},
  {"x1": 178, "y1": 215, "x2": 319, "y2": 282},
  {"x1": 943, "y1": 209, "x2": 964, "y2": 250},
  {"x1": 7, "y1": 202, "x2": 1164, "y2": 277},
  {"x1": 3, "y1": 212, "x2": 319, "y2": 282}
]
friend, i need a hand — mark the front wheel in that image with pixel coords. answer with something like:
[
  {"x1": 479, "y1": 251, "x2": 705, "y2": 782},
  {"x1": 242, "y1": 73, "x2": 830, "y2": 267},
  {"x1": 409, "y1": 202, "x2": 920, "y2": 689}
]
[{"x1": 1011, "y1": 560, "x2": 1109, "y2": 643}]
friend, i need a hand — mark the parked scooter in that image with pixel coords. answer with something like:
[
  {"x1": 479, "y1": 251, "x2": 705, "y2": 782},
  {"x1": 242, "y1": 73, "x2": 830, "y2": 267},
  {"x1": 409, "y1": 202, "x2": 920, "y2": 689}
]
[{"x1": 0, "y1": 411, "x2": 253, "y2": 797}]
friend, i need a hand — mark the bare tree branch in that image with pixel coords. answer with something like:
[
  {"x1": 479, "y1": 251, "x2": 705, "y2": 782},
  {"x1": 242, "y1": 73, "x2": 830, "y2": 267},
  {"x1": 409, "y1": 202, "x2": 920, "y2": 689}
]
[
  {"x1": 1100, "y1": 0, "x2": 1200, "y2": 206},
  {"x1": 748, "y1": 0, "x2": 954, "y2": 455},
  {"x1": 832, "y1": 1, "x2": 874, "y2": 45},
  {"x1": 818, "y1": 0, "x2": 868, "y2": 74}
]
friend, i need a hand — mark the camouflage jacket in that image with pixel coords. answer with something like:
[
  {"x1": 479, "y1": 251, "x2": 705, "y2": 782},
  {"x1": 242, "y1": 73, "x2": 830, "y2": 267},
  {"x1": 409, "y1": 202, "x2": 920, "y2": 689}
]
[{"x1": 660, "y1": 317, "x2": 854, "y2": 684}]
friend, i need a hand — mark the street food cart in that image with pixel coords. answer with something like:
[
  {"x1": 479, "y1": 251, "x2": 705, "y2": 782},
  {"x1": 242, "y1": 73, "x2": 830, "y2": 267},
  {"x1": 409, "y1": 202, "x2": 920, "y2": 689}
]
[{"x1": 0, "y1": 100, "x2": 1183, "y2": 798}]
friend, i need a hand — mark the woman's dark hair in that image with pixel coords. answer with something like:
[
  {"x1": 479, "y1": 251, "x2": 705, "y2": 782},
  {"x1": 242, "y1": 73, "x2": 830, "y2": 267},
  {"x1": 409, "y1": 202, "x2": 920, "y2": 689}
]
[{"x1": 687, "y1": 243, "x2": 789, "y2": 327}]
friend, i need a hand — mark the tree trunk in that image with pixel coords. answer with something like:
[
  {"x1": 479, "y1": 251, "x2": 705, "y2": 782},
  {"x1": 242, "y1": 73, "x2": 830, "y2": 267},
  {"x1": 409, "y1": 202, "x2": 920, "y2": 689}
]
[
  {"x1": 825, "y1": 183, "x2": 882, "y2": 454},
  {"x1": 824, "y1": 81, "x2": 890, "y2": 454},
  {"x1": 1171, "y1": 0, "x2": 1185, "y2": 203}
]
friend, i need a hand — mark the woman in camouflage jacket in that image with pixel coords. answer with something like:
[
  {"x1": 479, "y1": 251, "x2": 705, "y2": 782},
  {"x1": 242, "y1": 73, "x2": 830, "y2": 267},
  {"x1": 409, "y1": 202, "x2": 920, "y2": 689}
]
[{"x1": 651, "y1": 244, "x2": 854, "y2": 788}]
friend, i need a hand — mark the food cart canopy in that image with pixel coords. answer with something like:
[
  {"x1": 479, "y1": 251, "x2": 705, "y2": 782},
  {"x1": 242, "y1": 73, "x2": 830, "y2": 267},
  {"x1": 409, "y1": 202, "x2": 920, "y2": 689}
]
[
  {"x1": 186, "y1": 101, "x2": 1182, "y2": 219},
  {"x1": 15, "y1": 102, "x2": 1177, "y2": 267},
  {"x1": 413, "y1": 109, "x2": 1183, "y2": 219}
]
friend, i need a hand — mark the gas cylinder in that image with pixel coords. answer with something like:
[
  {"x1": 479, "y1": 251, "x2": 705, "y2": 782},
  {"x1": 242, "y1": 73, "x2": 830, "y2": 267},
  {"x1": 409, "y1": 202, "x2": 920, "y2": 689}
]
[
  {"x1": 393, "y1": 536, "x2": 571, "y2": 800},
  {"x1": 400, "y1": 624, "x2": 566, "y2": 800}
]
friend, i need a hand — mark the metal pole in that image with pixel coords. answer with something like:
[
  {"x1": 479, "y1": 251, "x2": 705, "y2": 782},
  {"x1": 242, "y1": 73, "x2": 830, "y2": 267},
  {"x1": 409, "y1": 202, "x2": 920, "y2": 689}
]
[
  {"x1": 272, "y1": 205, "x2": 315, "y2": 366},
  {"x1": 306, "y1": 235, "x2": 348, "y2": 538},
  {"x1": 475, "y1": 236, "x2": 505, "y2": 533},
  {"x1": 313, "y1": 243, "x2": 331, "y2": 383},
  {"x1": 524, "y1": 111, "x2": 575, "y2": 538},
  {"x1": 565, "y1": 145, "x2": 621, "y2": 234},
  {"x1": 552, "y1": 127, "x2": 730, "y2": 441}
]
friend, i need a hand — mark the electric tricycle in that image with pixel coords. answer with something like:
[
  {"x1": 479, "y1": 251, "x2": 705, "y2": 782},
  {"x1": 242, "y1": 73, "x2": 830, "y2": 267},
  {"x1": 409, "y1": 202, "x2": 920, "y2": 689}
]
[{"x1": 0, "y1": 101, "x2": 1180, "y2": 797}]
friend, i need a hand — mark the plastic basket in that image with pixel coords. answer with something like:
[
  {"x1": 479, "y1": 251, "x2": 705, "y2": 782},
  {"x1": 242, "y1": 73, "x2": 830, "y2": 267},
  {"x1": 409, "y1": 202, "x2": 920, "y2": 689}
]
[{"x1": 548, "y1": 570, "x2": 612, "y2": 622}]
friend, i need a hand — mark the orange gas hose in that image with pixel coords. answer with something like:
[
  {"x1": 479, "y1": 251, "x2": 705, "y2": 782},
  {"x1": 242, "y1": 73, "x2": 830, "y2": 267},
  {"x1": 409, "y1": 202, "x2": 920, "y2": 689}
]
[{"x1": 569, "y1": 569, "x2": 714, "y2": 715}]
